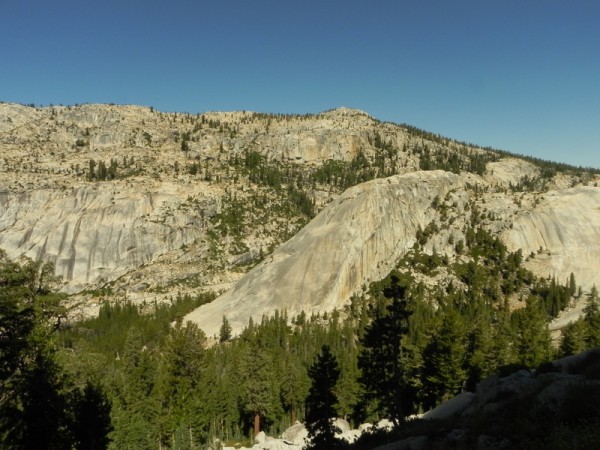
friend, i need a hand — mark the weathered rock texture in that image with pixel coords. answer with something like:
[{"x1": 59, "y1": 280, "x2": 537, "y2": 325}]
[
  {"x1": 501, "y1": 186, "x2": 600, "y2": 290},
  {"x1": 0, "y1": 183, "x2": 208, "y2": 293},
  {"x1": 381, "y1": 349, "x2": 600, "y2": 450},
  {"x1": 186, "y1": 169, "x2": 600, "y2": 337},
  {"x1": 185, "y1": 171, "x2": 464, "y2": 337},
  {"x1": 0, "y1": 103, "x2": 421, "y2": 297},
  {"x1": 1, "y1": 102, "x2": 599, "y2": 327}
]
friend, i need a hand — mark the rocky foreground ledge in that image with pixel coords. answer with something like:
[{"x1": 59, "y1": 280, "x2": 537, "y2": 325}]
[{"x1": 219, "y1": 349, "x2": 600, "y2": 450}]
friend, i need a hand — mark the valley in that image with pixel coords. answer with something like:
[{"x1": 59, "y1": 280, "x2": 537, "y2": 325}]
[{"x1": 1, "y1": 102, "x2": 599, "y2": 449}]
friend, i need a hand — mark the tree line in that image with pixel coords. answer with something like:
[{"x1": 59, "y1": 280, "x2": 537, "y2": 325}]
[{"x1": 2, "y1": 222, "x2": 598, "y2": 448}]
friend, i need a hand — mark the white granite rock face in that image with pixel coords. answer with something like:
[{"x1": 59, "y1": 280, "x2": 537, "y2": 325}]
[
  {"x1": 0, "y1": 184, "x2": 204, "y2": 293},
  {"x1": 185, "y1": 171, "x2": 464, "y2": 337},
  {"x1": 501, "y1": 186, "x2": 600, "y2": 290},
  {"x1": 2, "y1": 102, "x2": 600, "y2": 320}
]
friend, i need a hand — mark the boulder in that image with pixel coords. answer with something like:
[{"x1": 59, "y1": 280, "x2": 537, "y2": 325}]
[
  {"x1": 280, "y1": 421, "x2": 308, "y2": 445},
  {"x1": 422, "y1": 392, "x2": 476, "y2": 420}
]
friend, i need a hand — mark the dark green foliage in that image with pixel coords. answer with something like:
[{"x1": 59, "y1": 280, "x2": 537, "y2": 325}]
[
  {"x1": 464, "y1": 313, "x2": 497, "y2": 390},
  {"x1": 346, "y1": 349, "x2": 600, "y2": 450},
  {"x1": 219, "y1": 315, "x2": 232, "y2": 342},
  {"x1": 358, "y1": 275, "x2": 416, "y2": 424},
  {"x1": 238, "y1": 345, "x2": 280, "y2": 436},
  {"x1": 87, "y1": 158, "x2": 120, "y2": 181},
  {"x1": 280, "y1": 355, "x2": 310, "y2": 423},
  {"x1": 71, "y1": 381, "x2": 113, "y2": 450},
  {"x1": 305, "y1": 345, "x2": 344, "y2": 450},
  {"x1": 0, "y1": 253, "x2": 112, "y2": 449},
  {"x1": 421, "y1": 308, "x2": 467, "y2": 409},
  {"x1": 228, "y1": 150, "x2": 316, "y2": 219},
  {"x1": 49, "y1": 210, "x2": 596, "y2": 446},
  {"x1": 416, "y1": 144, "x2": 495, "y2": 175},
  {"x1": 180, "y1": 132, "x2": 191, "y2": 152},
  {"x1": 511, "y1": 297, "x2": 552, "y2": 368},
  {"x1": 4, "y1": 351, "x2": 73, "y2": 449},
  {"x1": 559, "y1": 319, "x2": 588, "y2": 357},
  {"x1": 583, "y1": 286, "x2": 600, "y2": 347}
]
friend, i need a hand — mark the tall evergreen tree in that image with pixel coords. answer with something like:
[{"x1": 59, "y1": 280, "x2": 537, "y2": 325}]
[
  {"x1": 358, "y1": 275, "x2": 416, "y2": 424},
  {"x1": 584, "y1": 286, "x2": 600, "y2": 347},
  {"x1": 70, "y1": 381, "x2": 113, "y2": 450},
  {"x1": 279, "y1": 355, "x2": 309, "y2": 424},
  {"x1": 305, "y1": 345, "x2": 344, "y2": 450},
  {"x1": 0, "y1": 253, "x2": 112, "y2": 449},
  {"x1": 512, "y1": 297, "x2": 552, "y2": 368},
  {"x1": 421, "y1": 308, "x2": 467, "y2": 410},
  {"x1": 219, "y1": 316, "x2": 232, "y2": 342},
  {"x1": 238, "y1": 345, "x2": 278, "y2": 437},
  {"x1": 155, "y1": 320, "x2": 207, "y2": 446},
  {"x1": 465, "y1": 313, "x2": 496, "y2": 390},
  {"x1": 110, "y1": 329, "x2": 160, "y2": 448},
  {"x1": 559, "y1": 319, "x2": 588, "y2": 357}
]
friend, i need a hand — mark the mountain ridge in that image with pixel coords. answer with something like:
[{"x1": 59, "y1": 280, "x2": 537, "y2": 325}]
[{"x1": 1, "y1": 102, "x2": 599, "y2": 330}]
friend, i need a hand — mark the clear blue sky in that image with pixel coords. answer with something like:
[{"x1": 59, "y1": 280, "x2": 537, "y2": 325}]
[{"x1": 2, "y1": 0, "x2": 599, "y2": 168}]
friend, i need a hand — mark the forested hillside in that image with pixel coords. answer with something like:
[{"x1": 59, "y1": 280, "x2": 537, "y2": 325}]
[
  {"x1": 2, "y1": 103, "x2": 600, "y2": 449},
  {"x1": 2, "y1": 221, "x2": 598, "y2": 448}
]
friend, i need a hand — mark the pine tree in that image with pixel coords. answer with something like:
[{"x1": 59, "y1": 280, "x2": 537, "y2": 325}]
[
  {"x1": 512, "y1": 296, "x2": 552, "y2": 368},
  {"x1": 97, "y1": 161, "x2": 108, "y2": 180},
  {"x1": 71, "y1": 381, "x2": 113, "y2": 450},
  {"x1": 559, "y1": 320, "x2": 588, "y2": 357},
  {"x1": 0, "y1": 254, "x2": 112, "y2": 449},
  {"x1": 219, "y1": 315, "x2": 232, "y2": 342},
  {"x1": 334, "y1": 352, "x2": 361, "y2": 422},
  {"x1": 155, "y1": 320, "x2": 207, "y2": 443},
  {"x1": 305, "y1": 345, "x2": 344, "y2": 450},
  {"x1": 279, "y1": 355, "x2": 309, "y2": 424},
  {"x1": 584, "y1": 286, "x2": 600, "y2": 347},
  {"x1": 421, "y1": 308, "x2": 467, "y2": 410},
  {"x1": 238, "y1": 345, "x2": 278, "y2": 437},
  {"x1": 358, "y1": 275, "x2": 416, "y2": 424},
  {"x1": 88, "y1": 159, "x2": 96, "y2": 180},
  {"x1": 111, "y1": 329, "x2": 160, "y2": 448},
  {"x1": 465, "y1": 314, "x2": 497, "y2": 390}
]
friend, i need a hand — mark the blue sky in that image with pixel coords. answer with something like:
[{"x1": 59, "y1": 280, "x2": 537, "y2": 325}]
[{"x1": 2, "y1": 1, "x2": 599, "y2": 168}]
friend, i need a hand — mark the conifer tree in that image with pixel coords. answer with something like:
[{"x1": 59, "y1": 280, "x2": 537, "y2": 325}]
[
  {"x1": 305, "y1": 345, "x2": 343, "y2": 450},
  {"x1": 584, "y1": 286, "x2": 600, "y2": 347},
  {"x1": 512, "y1": 297, "x2": 552, "y2": 368},
  {"x1": 155, "y1": 320, "x2": 207, "y2": 443},
  {"x1": 238, "y1": 345, "x2": 278, "y2": 437},
  {"x1": 559, "y1": 320, "x2": 588, "y2": 357},
  {"x1": 219, "y1": 315, "x2": 232, "y2": 342},
  {"x1": 421, "y1": 308, "x2": 467, "y2": 410},
  {"x1": 0, "y1": 254, "x2": 112, "y2": 449},
  {"x1": 358, "y1": 275, "x2": 415, "y2": 424},
  {"x1": 465, "y1": 314, "x2": 496, "y2": 390},
  {"x1": 88, "y1": 159, "x2": 96, "y2": 180},
  {"x1": 279, "y1": 355, "x2": 309, "y2": 424},
  {"x1": 71, "y1": 381, "x2": 113, "y2": 450}
]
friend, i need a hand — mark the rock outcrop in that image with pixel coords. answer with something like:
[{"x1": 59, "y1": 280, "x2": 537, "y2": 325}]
[
  {"x1": 185, "y1": 171, "x2": 464, "y2": 337},
  {"x1": 186, "y1": 170, "x2": 600, "y2": 337},
  {"x1": 0, "y1": 183, "x2": 208, "y2": 293},
  {"x1": 1, "y1": 103, "x2": 418, "y2": 297},
  {"x1": 373, "y1": 349, "x2": 600, "y2": 450},
  {"x1": 501, "y1": 186, "x2": 600, "y2": 290},
  {"x1": 2, "y1": 102, "x2": 599, "y2": 325}
]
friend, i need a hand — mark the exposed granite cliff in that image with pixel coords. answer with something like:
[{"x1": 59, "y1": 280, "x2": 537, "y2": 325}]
[
  {"x1": 1, "y1": 103, "x2": 599, "y2": 328},
  {"x1": 185, "y1": 171, "x2": 465, "y2": 336}
]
